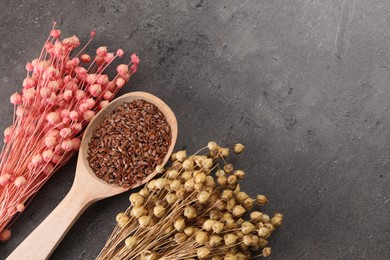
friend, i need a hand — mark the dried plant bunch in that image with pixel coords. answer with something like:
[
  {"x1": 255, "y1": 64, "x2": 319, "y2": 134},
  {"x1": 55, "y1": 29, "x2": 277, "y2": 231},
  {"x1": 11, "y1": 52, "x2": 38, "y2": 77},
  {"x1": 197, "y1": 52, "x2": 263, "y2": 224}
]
[
  {"x1": 98, "y1": 142, "x2": 283, "y2": 259},
  {"x1": 0, "y1": 22, "x2": 140, "y2": 242}
]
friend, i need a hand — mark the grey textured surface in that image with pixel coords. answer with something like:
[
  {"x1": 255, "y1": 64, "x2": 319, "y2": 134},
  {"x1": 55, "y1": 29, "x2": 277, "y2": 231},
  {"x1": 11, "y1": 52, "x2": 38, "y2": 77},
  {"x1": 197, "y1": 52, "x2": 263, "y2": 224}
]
[{"x1": 0, "y1": 0, "x2": 390, "y2": 259}]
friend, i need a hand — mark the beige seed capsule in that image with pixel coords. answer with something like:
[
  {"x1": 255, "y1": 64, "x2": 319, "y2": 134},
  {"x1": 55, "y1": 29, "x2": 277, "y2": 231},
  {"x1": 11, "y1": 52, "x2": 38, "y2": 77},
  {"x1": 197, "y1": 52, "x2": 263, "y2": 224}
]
[
  {"x1": 131, "y1": 206, "x2": 146, "y2": 218},
  {"x1": 209, "y1": 209, "x2": 222, "y2": 220},
  {"x1": 195, "y1": 231, "x2": 209, "y2": 245},
  {"x1": 181, "y1": 171, "x2": 193, "y2": 181},
  {"x1": 271, "y1": 214, "x2": 283, "y2": 227},
  {"x1": 256, "y1": 194, "x2": 269, "y2": 205},
  {"x1": 194, "y1": 183, "x2": 204, "y2": 191},
  {"x1": 141, "y1": 250, "x2": 157, "y2": 260},
  {"x1": 117, "y1": 215, "x2": 130, "y2": 228},
  {"x1": 125, "y1": 236, "x2": 138, "y2": 249},
  {"x1": 236, "y1": 192, "x2": 249, "y2": 203},
  {"x1": 250, "y1": 211, "x2": 263, "y2": 223},
  {"x1": 224, "y1": 234, "x2": 238, "y2": 246},
  {"x1": 235, "y1": 252, "x2": 246, "y2": 260},
  {"x1": 176, "y1": 150, "x2": 187, "y2": 162},
  {"x1": 129, "y1": 193, "x2": 144, "y2": 206},
  {"x1": 194, "y1": 172, "x2": 207, "y2": 183},
  {"x1": 170, "y1": 180, "x2": 181, "y2": 191},
  {"x1": 262, "y1": 247, "x2": 272, "y2": 257},
  {"x1": 147, "y1": 180, "x2": 156, "y2": 190},
  {"x1": 216, "y1": 169, "x2": 226, "y2": 177},
  {"x1": 261, "y1": 214, "x2": 270, "y2": 223},
  {"x1": 172, "y1": 161, "x2": 182, "y2": 171},
  {"x1": 219, "y1": 147, "x2": 229, "y2": 158},
  {"x1": 174, "y1": 217, "x2": 186, "y2": 231},
  {"x1": 258, "y1": 237, "x2": 269, "y2": 248},
  {"x1": 224, "y1": 163, "x2": 234, "y2": 173},
  {"x1": 226, "y1": 198, "x2": 236, "y2": 211},
  {"x1": 198, "y1": 191, "x2": 211, "y2": 204},
  {"x1": 227, "y1": 175, "x2": 237, "y2": 185},
  {"x1": 138, "y1": 216, "x2": 151, "y2": 228},
  {"x1": 224, "y1": 253, "x2": 236, "y2": 260},
  {"x1": 235, "y1": 230, "x2": 244, "y2": 238},
  {"x1": 184, "y1": 205, "x2": 197, "y2": 219},
  {"x1": 217, "y1": 175, "x2": 228, "y2": 186},
  {"x1": 116, "y1": 212, "x2": 126, "y2": 222},
  {"x1": 155, "y1": 178, "x2": 169, "y2": 189},
  {"x1": 207, "y1": 141, "x2": 219, "y2": 151},
  {"x1": 234, "y1": 170, "x2": 245, "y2": 180},
  {"x1": 243, "y1": 235, "x2": 254, "y2": 246},
  {"x1": 233, "y1": 143, "x2": 245, "y2": 154},
  {"x1": 205, "y1": 176, "x2": 216, "y2": 187},
  {"x1": 225, "y1": 218, "x2": 236, "y2": 229},
  {"x1": 202, "y1": 158, "x2": 213, "y2": 169},
  {"x1": 221, "y1": 190, "x2": 233, "y2": 200},
  {"x1": 171, "y1": 152, "x2": 177, "y2": 161},
  {"x1": 156, "y1": 165, "x2": 165, "y2": 173},
  {"x1": 197, "y1": 246, "x2": 210, "y2": 259},
  {"x1": 241, "y1": 221, "x2": 255, "y2": 234},
  {"x1": 166, "y1": 169, "x2": 179, "y2": 179},
  {"x1": 182, "y1": 159, "x2": 194, "y2": 170},
  {"x1": 184, "y1": 226, "x2": 196, "y2": 236},
  {"x1": 242, "y1": 198, "x2": 255, "y2": 210},
  {"x1": 153, "y1": 205, "x2": 166, "y2": 218},
  {"x1": 174, "y1": 232, "x2": 188, "y2": 244},
  {"x1": 163, "y1": 224, "x2": 174, "y2": 235},
  {"x1": 223, "y1": 212, "x2": 233, "y2": 220},
  {"x1": 176, "y1": 188, "x2": 187, "y2": 200},
  {"x1": 165, "y1": 193, "x2": 178, "y2": 205},
  {"x1": 233, "y1": 205, "x2": 246, "y2": 217},
  {"x1": 202, "y1": 219, "x2": 215, "y2": 231},
  {"x1": 212, "y1": 221, "x2": 224, "y2": 233},
  {"x1": 184, "y1": 178, "x2": 195, "y2": 191},
  {"x1": 139, "y1": 187, "x2": 149, "y2": 197},
  {"x1": 209, "y1": 235, "x2": 223, "y2": 247},
  {"x1": 258, "y1": 227, "x2": 270, "y2": 238}
]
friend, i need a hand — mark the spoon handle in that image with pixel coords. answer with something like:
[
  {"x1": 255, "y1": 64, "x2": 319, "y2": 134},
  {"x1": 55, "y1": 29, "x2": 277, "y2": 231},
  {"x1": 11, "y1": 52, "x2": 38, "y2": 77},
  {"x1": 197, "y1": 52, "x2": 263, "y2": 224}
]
[{"x1": 7, "y1": 184, "x2": 94, "y2": 260}]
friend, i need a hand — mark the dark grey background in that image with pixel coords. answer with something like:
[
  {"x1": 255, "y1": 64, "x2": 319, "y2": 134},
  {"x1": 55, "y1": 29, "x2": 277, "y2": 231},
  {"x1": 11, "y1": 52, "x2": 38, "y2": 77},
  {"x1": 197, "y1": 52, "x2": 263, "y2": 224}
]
[{"x1": 0, "y1": 0, "x2": 389, "y2": 259}]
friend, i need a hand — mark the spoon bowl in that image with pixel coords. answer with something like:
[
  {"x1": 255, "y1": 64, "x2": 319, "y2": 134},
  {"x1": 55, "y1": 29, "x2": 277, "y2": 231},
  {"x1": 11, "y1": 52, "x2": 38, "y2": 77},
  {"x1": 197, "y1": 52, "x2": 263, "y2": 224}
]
[{"x1": 7, "y1": 91, "x2": 177, "y2": 260}]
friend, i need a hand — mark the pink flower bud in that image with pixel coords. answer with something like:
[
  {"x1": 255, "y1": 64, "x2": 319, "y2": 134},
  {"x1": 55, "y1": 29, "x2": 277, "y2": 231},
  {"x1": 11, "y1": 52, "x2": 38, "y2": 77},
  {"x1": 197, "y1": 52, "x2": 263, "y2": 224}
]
[
  {"x1": 63, "y1": 75, "x2": 72, "y2": 83},
  {"x1": 52, "y1": 154, "x2": 63, "y2": 164},
  {"x1": 47, "y1": 93, "x2": 57, "y2": 105},
  {"x1": 31, "y1": 154, "x2": 43, "y2": 166},
  {"x1": 116, "y1": 78, "x2": 126, "y2": 88},
  {"x1": 130, "y1": 64, "x2": 138, "y2": 74},
  {"x1": 64, "y1": 81, "x2": 78, "y2": 91},
  {"x1": 42, "y1": 150, "x2": 54, "y2": 162},
  {"x1": 48, "y1": 129, "x2": 60, "y2": 137},
  {"x1": 0, "y1": 229, "x2": 11, "y2": 242},
  {"x1": 80, "y1": 54, "x2": 91, "y2": 63},
  {"x1": 72, "y1": 58, "x2": 80, "y2": 66},
  {"x1": 117, "y1": 49, "x2": 124, "y2": 58},
  {"x1": 16, "y1": 106, "x2": 27, "y2": 117},
  {"x1": 45, "y1": 136, "x2": 57, "y2": 148},
  {"x1": 63, "y1": 89, "x2": 73, "y2": 100},
  {"x1": 79, "y1": 103, "x2": 89, "y2": 112},
  {"x1": 10, "y1": 92, "x2": 22, "y2": 105},
  {"x1": 16, "y1": 203, "x2": 25, "y2": 212},
  {"x1": 43, "y1": 163, "x2": 54, "y2": 175},
  {"x1": 69, "y1": 111, "x2": 79, "y2": 121},
  {"x1": 14, "y1": 176, "x2": 26, "y2": 187},
  {"x1": 89, "y1": 84, "x2": 102, "y2": 97},
  {"x1": 96, "y1": 46, "x2": 107, "y2": 56},
  {"x1": 83, "y1": 110, "x2": 95, "y2": 122},
  {"x1": 61, "y1": 139, "x2": 73, "y2": 152},
  {"x1": 99, "y1": 100, "x2": 109, "y2": 109},
  {"x1": 95, "y1": 55, "x2": 105, "y2": 65},
  {"x1": 54, "y1": 144, "x2": 65, "y2": 155},
  {"x1": 116, "y1": 64, "x2": 129, "y2": 76},
  {"x1": 91, "y1": 30, "x2": 96, "y2": 38},
  {"x1": 40, "y1": 87, "x2": 51, "y2": 98},
  {"x1": 97, "y1": 75, "x2": 109, "y2": 85},
  {"x1": 60, "y1": 109, "x2": 70, "y2": 119},
  {"x1": 25, "y1": 62, "x2": 34, "y2": 72},
  {"x1": 71, "y1": 123, "x2": 83, "y2": 133},
  {"x1": 131, "y1": 53, "x2": 140, "y2": 65},
  {"x1": 103, "y1": 91, "x2": 113, "y2": 100},
  {"x1": 47, "y1": 111, "x2": 61, "y2": 124},
  {"x1": 71, "y1": 138, "x2": 81, "y2": 150},
  {"x1": 22, "y1": 88, "x2": 36, "y2": 103},
  {"x1": 22, "y1": 77, "x2": 36, "y2": 89},
  {"x1": 62, "y1": 35, "x2": 80, "y2": 48},
  {"x1": 48, "y1": 80, "x2": 60, "y2": 92},
  {"x1": 75, "y1": 89, "x2": 86, "y2": 100},
  {"x1": 50, "y1": 29, "x2": 61, "y2": 38},
  {"x1": 85, "y1": 98, "x2": 96, "y2": 109},
  {"x1": 45, "y1": 41, "x2": 54, "y2": 50},
  {"x1": 86, "y1": 74, "x2": 98, "y2": 85},
  {"x1": 60, "y1": 127, "x2": 72, "y2": 138},
  {"x1": 0, "y1": 174, "x2": 11, "y2": 186},
  {"x1": 4, "y1": 126, "x2": 13, "y2": 138},
  {"x1": 107, "y1": 81, "x2": 117, "y2": 91},
  {"x1": 62, "y1": 117, "x2": 71, "y2": 124},
  {"x1": 104, "y1": 53, "x2": 114, "y2": 63}
]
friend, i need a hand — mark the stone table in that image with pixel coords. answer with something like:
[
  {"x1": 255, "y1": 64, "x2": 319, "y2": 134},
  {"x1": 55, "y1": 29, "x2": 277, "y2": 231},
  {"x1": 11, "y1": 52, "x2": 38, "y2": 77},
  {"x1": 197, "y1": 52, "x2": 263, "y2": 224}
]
[{"x1": 0, "y1": 0, "x2": 389, "y2": 259}]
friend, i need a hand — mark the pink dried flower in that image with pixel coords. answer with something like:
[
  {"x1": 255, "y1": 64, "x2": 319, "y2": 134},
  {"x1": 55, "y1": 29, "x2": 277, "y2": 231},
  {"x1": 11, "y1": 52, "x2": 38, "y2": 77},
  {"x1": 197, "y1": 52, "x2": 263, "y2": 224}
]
[{"x1": 0, "y1": 22, "x2": 139, "y2": 241}]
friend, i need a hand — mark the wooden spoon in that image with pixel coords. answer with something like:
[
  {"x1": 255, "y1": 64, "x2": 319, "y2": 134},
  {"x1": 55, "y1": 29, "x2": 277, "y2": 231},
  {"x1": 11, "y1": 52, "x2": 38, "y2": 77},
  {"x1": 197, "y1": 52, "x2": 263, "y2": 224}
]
[{"x1": 7, "y1": 91, "x2": 178, "y2": 260}]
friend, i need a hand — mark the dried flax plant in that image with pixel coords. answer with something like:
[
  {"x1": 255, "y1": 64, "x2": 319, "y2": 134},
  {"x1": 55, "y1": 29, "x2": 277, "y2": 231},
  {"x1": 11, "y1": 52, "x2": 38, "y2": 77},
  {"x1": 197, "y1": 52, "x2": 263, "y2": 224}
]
[
  {"x1": 0, "y1": 22, "x2": 139, "y2": 241},
  {"x1": 98, "y1": 142, "x2": 283, "y2": 259}
]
